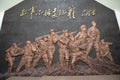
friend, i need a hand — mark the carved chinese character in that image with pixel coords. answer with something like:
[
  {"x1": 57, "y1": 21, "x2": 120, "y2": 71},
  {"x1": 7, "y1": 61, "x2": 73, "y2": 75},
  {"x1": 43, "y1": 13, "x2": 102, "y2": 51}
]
[
  {"x1": 28, "y1": 6, "x2": 36, "y2": 19},
  {"x1": 81, "y1": 9, "x2": 96, "y2": 16},
  {"x1": 59, "y1": 10, "x2": 67, "y2": 16},
  {"x1": 52, "y1": 8, "x2": 57, "y2": 18},
  {"x1": 20, "y1": 9, "x2": 27, "y2": 16},
  {"x1": 67, "y1": 6, "x2": 75, "y2": 19},
  {"x1": 43, "y1": 9, "x2": 51, "y2": 16}
]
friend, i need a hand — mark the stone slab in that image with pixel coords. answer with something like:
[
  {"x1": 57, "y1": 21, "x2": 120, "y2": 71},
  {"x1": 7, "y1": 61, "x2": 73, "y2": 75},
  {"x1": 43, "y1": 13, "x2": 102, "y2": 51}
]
[{"x1": 7, "y1": 75, "x2": 120, "y2": 80}]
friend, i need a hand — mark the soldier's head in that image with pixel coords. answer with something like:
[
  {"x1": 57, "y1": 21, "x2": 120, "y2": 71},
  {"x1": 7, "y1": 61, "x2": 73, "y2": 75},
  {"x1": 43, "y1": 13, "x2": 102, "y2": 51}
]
[
  {"x1": 91, "y1": 21, "x2": 96, "y2": 27},
  {"x1": 80, "y1": 25, "x2": 87, "y2": 31},
  {"x1": 50, "y1": 29, "x2": 55, "y2": 35},
  {"x1": 35, "y1": 37, "x2": 42, "y2": 43},
  {"x1": 70, "y1": 35, "x2": 75, "y2": 41},
  {"x1": 12, "y1": 43, "x2": 17, "y2": 48},
  {"x1": 26, "y1": 41, "x2": 31, "y2": 45},
  {"x1": 101, "y1": 39, "x2": 105, "y2": 44},
  {"x1": 35, "y1": 38, "x2": 38, "y2": 42},
  {"x1": 33, "y1": 42, "x2": 37, "y2": 46},
  {"x1": 63, "y1": 30, "x2": 69, "y2": 37},
  {"x1": 43, "y1": 36, "x2": 48, "y2": 41}
]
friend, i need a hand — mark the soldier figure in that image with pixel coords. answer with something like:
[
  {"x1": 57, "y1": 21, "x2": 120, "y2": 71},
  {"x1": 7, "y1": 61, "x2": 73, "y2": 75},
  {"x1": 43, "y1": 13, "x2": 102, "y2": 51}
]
[
  {"x1": 75, "y1": 25, "x2": 88, "y2": 51},
  {"x1": 68, "y1": 35, "x2": 90, "y2": 69},
  {"x1": 99, "y1": 39, "x2": 113, "y2": 62},
  {"x1": 57, "y1": 30, "x2": 70, "y2": 67},
  {"x1": 6, "y1": 43, "x2": 22, "y2": 72},
  {"x1": 32, "y1": 36, "x2": 49, "y2": 69},
  {"x1": 47, "y1": 29, "x2": 58, "y2": 67},
  {"x1": 87, "y1": 21, "x2": 100, "y2": 59},
  {"x1": 31, "y1": 41, "x2": 41, "y2": 68},
  {"x1": 16, "y1": 41, "x2": 36, "y2": 74},
  {"x1": 75, "y1": 25, "x2": 87, "y2": 40}
]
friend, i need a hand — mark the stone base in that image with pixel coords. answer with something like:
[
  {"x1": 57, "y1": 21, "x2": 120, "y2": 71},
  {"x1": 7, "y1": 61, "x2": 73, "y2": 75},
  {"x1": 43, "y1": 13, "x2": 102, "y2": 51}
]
[{"x1": 7, "y1": 75, "x2": 120, "y2": 80}]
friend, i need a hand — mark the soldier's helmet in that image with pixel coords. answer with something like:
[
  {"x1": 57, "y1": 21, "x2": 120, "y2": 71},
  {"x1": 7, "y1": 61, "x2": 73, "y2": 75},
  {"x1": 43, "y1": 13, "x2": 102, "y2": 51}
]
[
  {"x1": 101, "y1": 39, "x2": 106, "y2": 44},
  {"x1": 63, "y1": 30, "x2": 69, "y2": 33},
  {"x1": 43, "y1": 36, "x2": 48, "y2": 39},
  {"x1": 101, "y1": 39, "x2": 105, "y2": 43},
  {"x1": 26, "y1": 41, "x2": 31, "y2": 44},
  {"x1": 92, "y1": 20, "x2": 96, "y2": 23},
  {"x1": 12, "y1": 43, "x2": 17, "y2": 46},
  {"x1": 50, "y1": 29, "x2": 55, "y2": 32}
]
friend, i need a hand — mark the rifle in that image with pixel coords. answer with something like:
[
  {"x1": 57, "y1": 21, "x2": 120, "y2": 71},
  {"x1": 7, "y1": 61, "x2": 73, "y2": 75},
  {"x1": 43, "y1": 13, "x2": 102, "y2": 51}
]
[
  {"x1": 17, "y1": 42, "x2": 23, "y2": 46},
  {"x1": 69, "y1": 31, "x2": 76, "y2": 34},
  {"x1": 37, "y1": 31, "x2": 76, "y2": 40},
  {"x1": 42, "y1": 31, "x2": 62, "y2": 37},
  {"x1": 56, "y1": 31, "x2": 62, "y2": 34},
  {"x1": 106, "y1": 42, "x2": 112, "y2": 45}
]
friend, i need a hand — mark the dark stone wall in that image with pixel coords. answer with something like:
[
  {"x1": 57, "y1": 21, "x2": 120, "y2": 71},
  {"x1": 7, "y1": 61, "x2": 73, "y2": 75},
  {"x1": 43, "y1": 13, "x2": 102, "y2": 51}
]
[{"x1": 0, "y1": 0, "x2": 120, "y2": 73}]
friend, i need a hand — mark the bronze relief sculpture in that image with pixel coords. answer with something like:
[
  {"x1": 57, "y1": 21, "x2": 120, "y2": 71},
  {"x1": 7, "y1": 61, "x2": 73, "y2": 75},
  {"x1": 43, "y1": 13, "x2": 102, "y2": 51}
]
[{"x1": 4, "y1": 21, "x2": 120, "y2": 76}]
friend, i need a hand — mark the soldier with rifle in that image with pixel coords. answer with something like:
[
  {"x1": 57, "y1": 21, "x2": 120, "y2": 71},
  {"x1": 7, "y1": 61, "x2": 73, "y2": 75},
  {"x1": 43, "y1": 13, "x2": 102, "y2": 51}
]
[
  {"x1": 47, "y1": 29, "x2": 59, "y2": 68},
  {"x1": 68, "y1": 35, "x2": 90, "y2": 69},
  {"x1": 75, "y1": 25, "x2": 88, "y2": 53},
  {"x1": 86, "y1": 21, "x2": 100, "y2": 59},
  {"x1": 57, "y1": 30, "x2": 71, "y2": 67},
  {"x1": 6, "y1": 43, "x2": 22, "y2": 72},
  {"x1": 16, "y1": 41, "x2": 36, "y2": 74},
  {"x1": 75, "y1": 25, "x2": 87, "y2": 41},
  {"x1": 99, "y1": 39, "x2": 113, "y2": 62},
  {"x1": 32, "y1": 36, "x2": 49, "y2": 69}
]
